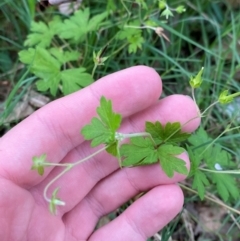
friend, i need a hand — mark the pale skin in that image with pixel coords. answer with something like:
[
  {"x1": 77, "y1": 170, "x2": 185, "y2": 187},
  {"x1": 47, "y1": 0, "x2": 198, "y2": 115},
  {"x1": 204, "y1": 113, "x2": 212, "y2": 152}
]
[{"x1": 0, "y1": 66, "x2": 200, "y2": 241}]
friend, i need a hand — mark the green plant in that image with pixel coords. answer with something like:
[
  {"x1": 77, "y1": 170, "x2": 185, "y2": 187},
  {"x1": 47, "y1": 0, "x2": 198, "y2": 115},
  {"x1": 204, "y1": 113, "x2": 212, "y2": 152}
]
[
  {"x1": 18, "y1": 7, "x2": 110, "y2": 96},
  {"x1": 17, "y1": 1, "x2": 188, "y2": 97},
  {"x1": 2, "y1": 0, "x2": 240, "y2": 239},
  {"x1": 31, "y1": 67, "x2": 240, "y2": 215}
]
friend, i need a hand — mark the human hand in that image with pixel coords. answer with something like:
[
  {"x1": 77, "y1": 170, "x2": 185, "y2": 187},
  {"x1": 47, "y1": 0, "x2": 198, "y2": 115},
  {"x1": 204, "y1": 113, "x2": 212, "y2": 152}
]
[{"x1": 0, "y1": 66, "x2": 200, "y2": 241}]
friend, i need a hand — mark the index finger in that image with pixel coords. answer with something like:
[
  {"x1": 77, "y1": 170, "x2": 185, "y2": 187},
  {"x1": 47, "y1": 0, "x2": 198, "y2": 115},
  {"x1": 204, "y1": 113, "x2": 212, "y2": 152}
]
[{"x1": 0, "y1": 66, "x2": 162, "y2": 187}]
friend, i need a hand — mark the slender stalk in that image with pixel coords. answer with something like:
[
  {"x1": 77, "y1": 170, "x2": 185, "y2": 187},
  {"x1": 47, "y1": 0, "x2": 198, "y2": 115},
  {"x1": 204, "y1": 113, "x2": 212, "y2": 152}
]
[
  {"x1": 179, "y1": 183, "x2": 240, "y2": 215},
  {"x1": 225, "y1": 125, "x2": 240, "y2": 132},
  {"x1": 110, "y1": 43, "x2": 128, "y2": 56},
  {"x1": 197, "y1": 119, "x2": 240, "y2": 158},
  {"x1": 116, "y1": 141, "x2": 122, "y2": 168},
  {"x1": 120, "y1": 0, "x2": 130, "y2": 17},
  {"x1": 191, "y1": 87, "x2": 197, "y2": 105},
  {"x1": 91, "y1": 64, "x2": 98, "y2": 78},
  {"x1": 43, "y1": 146, "x2": 108, "y2": 203},
  {"x1": 228, "y1": 92, "x2": 240, "y2": 99},
  {"x1": 191, "y1": 87, "x2": 201, "y2": 117},
  {"x1": 118, "y1": 132, "x2": 151, "y2": 139},
  {"x1": 161, "y1": 97, "x2": 228, "y2": 152},
  {"x1": 73, "y1": 146, "x2": 108, "y2": 166},
  {"x1": 200, "y1": 101, "x2": 219, "y2": 116},
  {"x1": 163, "y1": 115, "x2": 201, "y2": 143},
  {"x1": 44, "y1": 165, "x2": 73, "y2": 202},
  {"x1": 116, "y1": 132, "x2": 156, "y2": 146},
  {"x1": 229, "y1": 212, "x2": 240, "y2": 230},
  {"x1": 44, "y1": 162, "x2": 70, "y2": 167},
  {"x1": 199, "y1": 167, "x2": 240, "y2": 175},
  {"x1": 198, "y1": 126, "x2": 229, "y2": 157},
  {"x1": 124, "y1": 25, "x2": 156, "y2": 31}
]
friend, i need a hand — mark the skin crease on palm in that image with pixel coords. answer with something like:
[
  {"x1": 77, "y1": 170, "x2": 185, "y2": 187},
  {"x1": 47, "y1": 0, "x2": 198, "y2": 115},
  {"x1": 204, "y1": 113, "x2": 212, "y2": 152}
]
[{"x1": 0, "y1": 66, "x2": 201, "y2": 241}]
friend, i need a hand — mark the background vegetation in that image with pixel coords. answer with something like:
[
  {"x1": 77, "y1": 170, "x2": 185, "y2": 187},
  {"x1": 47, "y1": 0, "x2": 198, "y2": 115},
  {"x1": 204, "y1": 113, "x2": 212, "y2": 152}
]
[{"x1": 0, "y1": 0, "x2": 240, "y2": 240}]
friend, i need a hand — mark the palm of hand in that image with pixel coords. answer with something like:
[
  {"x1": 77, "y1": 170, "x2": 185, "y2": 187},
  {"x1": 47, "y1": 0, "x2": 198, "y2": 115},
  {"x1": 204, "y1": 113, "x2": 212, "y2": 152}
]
[{"x1": 0, "y1": 67, "x2": 200, "y2": 241}]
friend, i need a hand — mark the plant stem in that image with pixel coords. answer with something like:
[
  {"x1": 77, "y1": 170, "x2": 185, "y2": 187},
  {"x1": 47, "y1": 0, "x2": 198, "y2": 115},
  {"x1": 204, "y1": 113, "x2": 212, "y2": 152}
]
[
  {"x1": 44, "y1": 162, "x2": 70, "y2": 167},
  {"x1": 198, "y1": 125, "x2": 230, "y2": 157},
  {"x1": 191, "y1": 87, "x2": 197, "y2": 105},
  {"x1": 199, "y1": 167, "x2": 240, "y2": 174},
  {"x1": 73, "y1": 146, "x2": 108, "y2": 166},
  {"x1": 124, "y1": 25, "x2": 156, "y2": 31},
  {"x1": 43, "y1": 145, "x2": 108, "y2": 203},
  {"x1": 116, "y1": 132, "x2": 156, "y2": 146},
  {"x1": 225, "y1": 125, "x2": 240, "y2": 132},
  {"x1": 191, "y1": 87, "x2": 203, "y2": 118},
  {"x1": 120, "y1": 0, "x2": 131, "y2": 17},
  {"x1": 192, "y1": 87, "x2": 197, "y2": 104},
  {"x1": 118, "y1": 132, "x2": 151, "y2": 139},
  {"x1": 228, "y1": 92, "x2": 240, "y2": 99},
  {"x1": 91, "y1": 64, "x2": 98, "y2": 78},
  {"x1": 200, "y1": 100, "x2": 219, "y2": 117},
  {"x1": 163, "y1": 115, "x2": 201, "y2": 143},
  {"x1": 116, "y1": 141, "x2": 122, "y2": 168},
  {"x1": 43, "y1": 165, "x2": 73, "y2": 203},
  {"x1": 179, "y1": 183, "x2": 240, "y2": 215},
  {"x1": 110, "y1": 43, "x2": 128, "y2": 56},
  {"x1": 196, "y1": 123, "x2": 240, "y2": 161}
]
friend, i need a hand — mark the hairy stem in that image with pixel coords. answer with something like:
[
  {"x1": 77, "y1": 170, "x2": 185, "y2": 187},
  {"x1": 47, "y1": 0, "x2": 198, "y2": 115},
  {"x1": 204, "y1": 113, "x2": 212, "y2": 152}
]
[
  {"x1": 91, "y1": 64, "x2": 98, "y2": 78},
  {"x1": 120, "y1": 0, "x2": 131, "y2": 17},
  {"x1": 191, "y1": 87, "x2": 201, "y2": 117},
  {"x1": 124, "y1": 25, "x2": 156, "y2": 31},
  {"x1": 163, "y1": 115, "x2": 200, "y2": 143},
  {"x1": 44, "y1": 162, "x2": 70, "y2": 167},
  {"x1": 73, "y1": 145, "x2": 108, "y2": 166},
  {"x1": 197, "y1": 121, "x2": 240, "y2": 158},
  {"x1": 43, "y1": 145, "x2": 108, "y2": 203},
  {"x1": 200, "y1": 101, "x2": 219, "y2": 116},
  {"x1": 191, "y1": 87, "x2": 197, "y2": 105},
  {"x1": 116, "y1": 132, "x2": 156, "y2": 146},
  {"x1": 199, "y1": 167, "x2": 240, "y2": 174},
  {"x1": 44, "y1": 165, "x2": 73, "y2": 203}
]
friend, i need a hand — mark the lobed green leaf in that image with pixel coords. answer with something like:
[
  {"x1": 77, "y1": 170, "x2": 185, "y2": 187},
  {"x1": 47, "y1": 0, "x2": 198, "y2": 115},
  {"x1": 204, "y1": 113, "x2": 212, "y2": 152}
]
[
  {"x1": 49, "y1": 188, "x2": 65, "y2": 215},
  {"x1": 24, "y1": 16, "x2": 62, "y2": 48},
  {"x1": 81, "y1": 118, "x2": 114, "y2": 147},
  {"x1": 81, "y1": 97, "x2": 122, "y2": 148},
  {"x1": 31, "y1": 153, "x2": 47, "y2": 176},
  {"x1": 157, "y1": 144, "x2": 187, "y2": 177},
  {"x1": 61, "y1": 68, "x2": 93, "y2": 95},
  {"x1": 121, "y1": 137, "x2": 158, "y2": 166},
  {"x1": 212, "y1": 173, "x2": 239, "y2": 201},
  {"x1": 146, "y1": 121, "x2": 190, "y2": 145},
  {"x1": 19, "y1": 47, "x2": 92, "y2": 96},
  {"x1": 97, "y1": 97, "x2": 122, "y2": 132},
  {"x1": 192, "y1": 170, "x2": 209, "y2": 200},
  {"x1": 58, "y1": 8, "x2": 108, "y2": 43},
  {"x1": 117, "y1": 20, "x2": 144, "y2": 54},
  {"x1": 49, "y1": 48, "x2": 80, "y2": 65}
]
